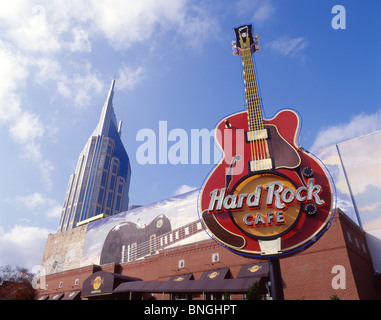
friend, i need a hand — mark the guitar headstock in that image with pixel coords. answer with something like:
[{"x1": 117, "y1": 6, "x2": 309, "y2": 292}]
[{"x1": 232, "y1": 24, "x2": 260, "y2": 56}]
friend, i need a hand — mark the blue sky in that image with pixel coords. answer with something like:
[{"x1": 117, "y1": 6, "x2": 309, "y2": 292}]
[{"x1": 0, "y1": 0, "x2": 380, "y2": 269}]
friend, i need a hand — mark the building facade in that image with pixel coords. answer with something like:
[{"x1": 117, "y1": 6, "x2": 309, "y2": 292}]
[
  {"x1": 58, "y1": 80, "x2": 131, "y2": 232},
  {"x1": 37, "y1": 207, "x2": 381, "y2": 300}
]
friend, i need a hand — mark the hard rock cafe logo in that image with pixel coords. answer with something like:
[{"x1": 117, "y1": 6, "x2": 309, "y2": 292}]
[
  {"x1": 207, "y1": 173, "x2": 324, "y2": 240},
  {"x1": 91, "y1": 276, "x2": 104, "y2": 291},
  {"x1": 249, "y1": 265, "x2": 261, "y2": 273},
  {"x1": 208, "y1": 271, "x2": 219, "y2": 279}
]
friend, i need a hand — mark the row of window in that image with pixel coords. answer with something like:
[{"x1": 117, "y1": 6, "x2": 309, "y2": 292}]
[{"x1": 346, "y1": 231, "x2": 367, "y2": 254}]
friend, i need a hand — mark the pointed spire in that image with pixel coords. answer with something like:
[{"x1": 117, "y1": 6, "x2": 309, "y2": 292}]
[{"x1": 97, "y1": 79, "x2": 117, "y2": 137}]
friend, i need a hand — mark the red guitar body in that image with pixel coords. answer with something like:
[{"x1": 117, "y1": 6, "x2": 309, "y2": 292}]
[{"x1": 199, "y1": 109, "x2": 335, "y2": 257}]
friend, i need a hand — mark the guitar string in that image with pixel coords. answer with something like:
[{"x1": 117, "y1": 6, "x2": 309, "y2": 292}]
[
  {"x1": 240, "y1": 35, "x2": 256, "y2": 165},
  {"x1": 121, "y1": 223, "x2": 200, "y2": 262},
  {"x1": 119, "y1": 221, "x2": 201, "y2": 262},
  {"x1": 243, "y1": 46, "x2": 270, "y2": 167},
  {"x1": 237, "y1": 33, "x2": 256, "y2": 165},
  {"x1": 243, "y1": 48, "x2": 264, "y2": 164},
  {"x1": 121, "y1": 224, "x2": 198, "y2": 262},
  {"x1": 244, "y1": 49, "x2": 260, "y2": 162},
  {"x1": 252, "y1": 54, "x2": 271, "y2": 162},
  {"x1": 244, "y1": 50, "x2": 258, "y2": 163},
  {"x1": 250, "y1": 54, "x2": 266, "y2": 163}
]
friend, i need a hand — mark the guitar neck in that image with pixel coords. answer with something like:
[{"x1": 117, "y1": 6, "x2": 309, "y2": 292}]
[
  {"x1": 122, "y1": 219, "x2": 204, "y2": 263},
  {"x1": 156, "y1": 220, "x2": 203, "y2": 250},
  {"x1": 241, "y1": 47, "x2": 264, "y2": 132}
]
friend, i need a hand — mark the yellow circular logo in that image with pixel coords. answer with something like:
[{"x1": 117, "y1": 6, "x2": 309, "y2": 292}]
[
  {"x1": 208, "y1": 272, "x2": 219, "y2": 279},
  {"x1": 231, "y1": 173, "x2": 301, "y2": 239},
  {"x1": 250, "y1": 265, "x2": 260, "y2": 273},
  {"x1": 93, "y1": 276, "x2": 103, "y2": 290}
]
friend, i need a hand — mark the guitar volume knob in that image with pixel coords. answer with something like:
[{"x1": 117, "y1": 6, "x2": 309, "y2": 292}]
[
  {"x1": 305, "y1": 203, "x2": 317, "y2": 216},
  {"x1": 302, "y1": 167, "x2": 314, "y2": 178}
]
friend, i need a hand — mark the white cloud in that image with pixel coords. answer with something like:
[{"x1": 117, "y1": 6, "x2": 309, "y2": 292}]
[
  {"x1": 236, "y1": 0, "x2": 276, "y2": 25},
  {"x1": 174, "y1": 184, "x2": 198, "y2": 196},
  {"x1": 7, "y1": 5, "x2": 60, "y2": 53},
  {"x1": 310, "y1": 110, "x2": 381, "y2": 151},
  {"x1": 0, "y1": 225, "x2": 53, "y2": 269},
  {"x1": 68, "y1": 28, "x2": 91, "y2": 53},
  {"x1": 116, "y1": 65, "x2": 145, "y2": 91},
  {"x1": 9, "y1": 112, "x2": 44, "y2": 145},
  {"x1": 0, "y1": 39, "x2": 55, "y2": 188},
  {"x1": 253, "y1": 1, "x2": 277, "y2": 24},
  {"x1": 16, "y1": 192, "x2": 62, "y2": 219},
  {"x1": 86, "y1": 0, "x2": 187, "y2": 50},
  {"x1": 267, "y1": 36, "x2": 308, "y2": 56}
]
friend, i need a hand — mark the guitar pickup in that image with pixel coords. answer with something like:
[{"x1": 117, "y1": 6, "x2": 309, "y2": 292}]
[
  {"x1": 249, "y1": 158, "x2": 272, "y2": 172},
  {"x1": 246, "y1": 128, "x2": 268, "y2": 142}
]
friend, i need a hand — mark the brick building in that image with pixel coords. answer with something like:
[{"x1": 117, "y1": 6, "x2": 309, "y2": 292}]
[{"x1": 36, "y1": 207, "x2": 381, "y2": 300}]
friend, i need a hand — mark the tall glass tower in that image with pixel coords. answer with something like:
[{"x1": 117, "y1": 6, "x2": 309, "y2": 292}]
[{"x1": 58, "y1": 80, "x2": 131, "y2": 232}]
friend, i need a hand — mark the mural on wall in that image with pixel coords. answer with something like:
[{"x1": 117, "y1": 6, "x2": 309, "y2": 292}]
[{"x1": 80, "y1": 189, "x2": 208, "y2": 267}]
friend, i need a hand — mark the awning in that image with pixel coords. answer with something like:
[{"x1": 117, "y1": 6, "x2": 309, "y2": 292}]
[
  {"x1": 49, "y1": 292, "x2": 64, "y2": 300},
  {"x1": 114, "y1": 277, "x2": 260, "y2": 294},
  {"x1": 169, "y1": 274, "x2": 194, "y2": 281},
  {"x1": 193, "y1": 277, "x2": 260, "y2": 293},
  {"x1": 237, "y1": 261, "x2": 269, "y2": 278},
  {"x1": 62, "y1": 290, "x2": 81, "y2": 300},
  {"x1": 81, "y1": 271, "x2": 141, "y2": 298},
  {"x1": 199, "y1": 268, "x2": 230, "y2": 281},
  {"x1": 114, "y1": 268, "x2": 262, "y2": 294},
  {"x1": 115, "y1": 280, "x2": 166, "y2": 293}
]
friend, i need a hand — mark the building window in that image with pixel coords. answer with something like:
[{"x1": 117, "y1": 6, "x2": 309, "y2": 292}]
[
  {"x1": 106, "y1": 192, "x2": 113, "y2": 207},
  {"x1": 104, "y1": 156, "x2": 110, "y2": 170},
  {"x1": 97, "y1": 188, "x2": 104, "y2": 205},
  {"x1": 115, "y1": 196, "x2": 121, "y2": 211},
  {"x1": 101, "y1": 171, "x2": 107, "y2": 187},
  {"x1": 346, "y1": 231, "x2": 352, "y2": 243}
]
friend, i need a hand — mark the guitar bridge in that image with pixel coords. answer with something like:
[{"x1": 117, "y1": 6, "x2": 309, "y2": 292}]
[
  {"x1": 249, "y1": 158, "x2": 272, "y2": 172},
  {"x1": 246, "y1": 128, "x2": 268, "y2": 142}
]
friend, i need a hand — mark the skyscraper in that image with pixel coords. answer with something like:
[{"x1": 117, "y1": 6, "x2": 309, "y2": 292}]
[{"x1": 58, "y1": 80, "x2": 131, "y2": 232}]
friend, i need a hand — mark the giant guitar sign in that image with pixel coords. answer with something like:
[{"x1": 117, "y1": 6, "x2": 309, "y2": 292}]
[{"x1": 199, "y1": 25, "x2": 335, "y2": 258}]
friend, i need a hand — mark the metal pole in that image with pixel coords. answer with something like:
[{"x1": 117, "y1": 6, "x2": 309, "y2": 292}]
[
  {"x1": 336, "y1": 144, "x2": 362, "y2": 227},
  {"x1": 268, "y1": 257, "x2": 284, "y2": 300}
]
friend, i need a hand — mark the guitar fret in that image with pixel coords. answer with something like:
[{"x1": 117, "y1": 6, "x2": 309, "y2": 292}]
[
  {"x1": 240, "y1": 45, "x2": 271, "y2": 164},
  {"x1": 119, "y1": 220, "x2": 204, "y2": 265},
  {"x1": 242, "y1": 48, "x2": 263, "y2": 132}
]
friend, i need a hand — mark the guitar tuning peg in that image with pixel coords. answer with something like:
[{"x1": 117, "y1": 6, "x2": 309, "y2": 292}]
[
  {"x1": 231, "y1": 41, "x2": 237, "y2": 46},
  {"x1": 254, "y1": 45, "x2": 260, "y2": 51},
  {"x1": 233, "y1": 48, "x2": 239, "y2": 56},
  {"x1": 253, "y1": 35, "x2": 260, "y2": 45}
]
